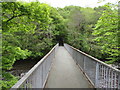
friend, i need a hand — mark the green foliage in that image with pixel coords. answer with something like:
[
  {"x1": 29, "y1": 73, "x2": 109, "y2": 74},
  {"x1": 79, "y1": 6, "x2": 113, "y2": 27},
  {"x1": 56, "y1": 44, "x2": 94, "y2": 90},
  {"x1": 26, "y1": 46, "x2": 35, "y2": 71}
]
[
  {"x1": 2, "y1": 1, "x2": 119, "y2": 89},
  {"x1": 59, "y1": 6, "x2": 103, "y2": 58},
  {"x1": 2, "y1": 45, "x2": 31, "y2": 70},
  {"x1": 92, "y1": 3, "x2": 119, "y2": 62},
  {"x1": 1, "y1": 71, "x2": 18, "y2": 89},
  {"x1": 105, "y1": 59, "x2": 117, "y2": 64},
  {"x1": 2, "y1": 1, "x2": 66, "y2": 89},
  {"x1": 59, "y1": 3, "x2": 119, "y2": 62}
]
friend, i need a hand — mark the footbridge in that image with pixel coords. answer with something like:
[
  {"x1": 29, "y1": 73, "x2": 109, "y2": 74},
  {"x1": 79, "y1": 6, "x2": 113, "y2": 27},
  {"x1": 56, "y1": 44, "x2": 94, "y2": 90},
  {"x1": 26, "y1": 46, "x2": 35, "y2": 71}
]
[{"x1": 11, "y1": 44, "x2": 120, "y2": 89}]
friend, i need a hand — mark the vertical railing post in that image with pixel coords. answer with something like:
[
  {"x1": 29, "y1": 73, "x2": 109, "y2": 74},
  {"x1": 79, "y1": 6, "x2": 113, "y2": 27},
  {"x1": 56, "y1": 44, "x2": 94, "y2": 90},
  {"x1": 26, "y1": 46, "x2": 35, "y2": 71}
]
[
  {"x1": 114, "y1": 72, "x2": 116, "y2": 88},
  {"x1": 118, "y1": 73, "x2": 120, "y2": 89},
  {"x1": 54, "y1": 48, "x2": 56, "y2": 59},
  {"x1": 111, "y1": 71, "x2": 113, "y2": 88},
  {"x1": 64, "y1": 44, "x2": 120, "y2": 89},
  {"x1": 83, "y1": 56, "x2": 85, "y2": 71},
  {"x1": 103, "y1": 66, "x2": 106, "y2": 88},
  {"x1": 108, "y1": 69, "x2": 111, "y2": 88},
  {"x1": 95, "y1": 62, "x2": 99, "y2": 88},
  {"x1": 105, "y1": 67, "x2": 108, "y2": 88}
]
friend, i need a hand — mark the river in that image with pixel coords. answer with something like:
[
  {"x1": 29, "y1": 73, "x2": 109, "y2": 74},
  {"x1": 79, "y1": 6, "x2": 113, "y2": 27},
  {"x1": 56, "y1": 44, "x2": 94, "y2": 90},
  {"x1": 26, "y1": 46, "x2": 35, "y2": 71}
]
[
  {"x1": 8, "y1": 58, "x2": 40, "y2": 79},
  {"x1": 8, "y1": 58, "x2": 120, "y2": 80}
]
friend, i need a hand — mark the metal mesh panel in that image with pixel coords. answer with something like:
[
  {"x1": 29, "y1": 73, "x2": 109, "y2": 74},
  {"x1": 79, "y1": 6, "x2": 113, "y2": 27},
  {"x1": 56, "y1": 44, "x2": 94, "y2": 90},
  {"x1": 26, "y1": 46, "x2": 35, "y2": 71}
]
[
  {"x1": 84, "y1": 56, "x2": 97, "y2": 84},
  {"x1": 37, "y1": 65, "x2": 43, "y2": 88},
  {"x1": 98, "y1": 64, "x2": 120, "y2": 88},
  {"x1": 12, "y1": 44, "x2": 120, "y2": 89},
  {"x1": 11, "y1": 44, "x2": 58, "y2": 89},
  {"x1": 42, "y1": 60, "x2": 46, "y2": 86},
  {"x1": 64, "y1": 45, "x2": 73, "y2": 56},
  {"x1": 77, "y1": 53, "x2": 84, "y2": 69},
  {"x1": 75, "y1": 51, "x2": 79, "y2": 64},
  {"x1": 64, "y1": 43, "x2": 120, "y2": 88},
  {"x1": 72, "y1": 50, "x2": 76, "y2": 61}
]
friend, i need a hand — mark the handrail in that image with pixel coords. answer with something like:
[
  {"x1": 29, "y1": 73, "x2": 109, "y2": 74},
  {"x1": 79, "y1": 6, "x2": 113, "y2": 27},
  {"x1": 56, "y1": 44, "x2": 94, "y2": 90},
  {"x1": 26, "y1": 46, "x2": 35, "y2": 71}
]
[
  {"x1": 66, "y1": 44, "x2": 120, "y2": 73},
  {"x1": 11, "y1": 43, "x2": 120, "y2": 89},
  {"x1": 64, "y1": 43, "x2": 120, "y2": 88},
  {"x1": 11, "y1": 43, "x2": 58, "y2": 89}
]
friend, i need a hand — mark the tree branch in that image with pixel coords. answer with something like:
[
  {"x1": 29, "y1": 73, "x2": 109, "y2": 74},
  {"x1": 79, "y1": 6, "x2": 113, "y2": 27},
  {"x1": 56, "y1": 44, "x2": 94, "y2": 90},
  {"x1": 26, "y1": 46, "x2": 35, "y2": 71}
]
[{"x1": 6, "y1": 14, "x2": 26, "y2": 23}]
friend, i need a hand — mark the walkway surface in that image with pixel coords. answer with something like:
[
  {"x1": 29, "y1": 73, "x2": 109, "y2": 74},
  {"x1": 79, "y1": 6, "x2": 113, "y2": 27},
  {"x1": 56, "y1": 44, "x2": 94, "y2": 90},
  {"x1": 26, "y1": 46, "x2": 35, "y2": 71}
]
[{"x1": 45, "y1": 46, "x2": 93, "y2": 88}]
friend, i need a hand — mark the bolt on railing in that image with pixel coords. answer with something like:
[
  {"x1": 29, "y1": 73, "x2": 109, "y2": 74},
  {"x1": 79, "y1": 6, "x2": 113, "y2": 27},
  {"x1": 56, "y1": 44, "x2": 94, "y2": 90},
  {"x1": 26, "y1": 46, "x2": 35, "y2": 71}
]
[
  {"x1": 10, "y1": 44, "x2": 58, "y2": 89},
  {"x1": 64, "y1": 43, "x2": 120, "y2": 89}
]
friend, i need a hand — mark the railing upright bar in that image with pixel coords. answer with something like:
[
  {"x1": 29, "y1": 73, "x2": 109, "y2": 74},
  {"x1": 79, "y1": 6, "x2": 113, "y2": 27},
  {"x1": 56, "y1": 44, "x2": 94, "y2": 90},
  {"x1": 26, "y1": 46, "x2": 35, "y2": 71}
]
[
  {"x1": 114, "y1": 72, "x2": 117, "y2": 88},
  {"x1": 111, "y1": 71, "x2": 113, "y2": 88},
  {"x1": 101, "y1": 65, "x2": 104, "y2": 88},
  {"x1": 11, "y1": 44, "x2": 58, "y2": 89},
  {"x1": 106, "y1": 67, "x2": 108, "y2": 88},
  {"x1": 64, "y1": 43, "x2": 120, "y2": 88},
  {"x1": 103, "y1": 66, "x2": 106, "y2": 88},
  {"x1": 118, "y1": 74, "x2": 120, "y2": 89},
  {"x1": 83, "y1": 56, "x2": 85, "y2": 71},
  {"x1": 108, "y1": 69, "x2": 110, "y2": 88},
  {"x1": 95, "y1": 62, "x2": 99, "y2": 88}
]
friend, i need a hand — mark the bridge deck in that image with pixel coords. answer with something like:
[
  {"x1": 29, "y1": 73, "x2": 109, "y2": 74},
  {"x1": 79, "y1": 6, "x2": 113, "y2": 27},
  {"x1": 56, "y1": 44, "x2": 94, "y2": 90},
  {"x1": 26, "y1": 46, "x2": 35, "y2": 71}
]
[{"x1": 45, "y1": 46, "x2": 93, "y2": 88}]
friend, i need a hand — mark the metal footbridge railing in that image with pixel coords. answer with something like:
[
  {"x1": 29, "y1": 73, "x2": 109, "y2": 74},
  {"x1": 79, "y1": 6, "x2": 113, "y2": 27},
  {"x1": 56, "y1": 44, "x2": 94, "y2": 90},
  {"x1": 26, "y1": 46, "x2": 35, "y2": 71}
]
[
  {"x1": 64, "y1": 44, "x2": 120, "y2": 88},
  {"x1": 11, "y1": 44, "x2": 58, "y2": 89},
  {"x1": 11, "y1": 43, "x2": 120, "y2": 89}
]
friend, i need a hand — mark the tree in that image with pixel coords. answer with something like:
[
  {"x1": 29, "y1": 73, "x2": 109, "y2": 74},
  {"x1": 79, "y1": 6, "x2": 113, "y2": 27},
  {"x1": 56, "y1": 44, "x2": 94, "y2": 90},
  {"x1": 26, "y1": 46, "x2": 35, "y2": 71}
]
[
  {"x1": 92, "y1": 3, "x2": 119, "y2": 63},
  {"x1": 1, "y1": 1, "x2": 67, "y2": 89}
]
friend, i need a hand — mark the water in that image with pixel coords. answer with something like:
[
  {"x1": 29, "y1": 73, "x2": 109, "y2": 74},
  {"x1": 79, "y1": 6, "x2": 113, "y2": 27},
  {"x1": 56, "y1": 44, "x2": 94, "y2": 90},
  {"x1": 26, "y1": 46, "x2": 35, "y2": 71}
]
[
  {"x1": 8, "y1": 58, "x2": 120, "y2": 80},
  {"x1": 8, "y1": 59, "x2": 40, "y2": 79}
]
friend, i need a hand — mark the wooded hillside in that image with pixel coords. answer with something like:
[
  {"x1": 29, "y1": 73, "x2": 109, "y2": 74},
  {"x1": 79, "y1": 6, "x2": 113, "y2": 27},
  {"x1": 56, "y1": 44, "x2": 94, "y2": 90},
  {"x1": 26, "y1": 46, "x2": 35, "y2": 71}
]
[{"x1": 1, "y1": 1, "x2": 119, "y2": 89}]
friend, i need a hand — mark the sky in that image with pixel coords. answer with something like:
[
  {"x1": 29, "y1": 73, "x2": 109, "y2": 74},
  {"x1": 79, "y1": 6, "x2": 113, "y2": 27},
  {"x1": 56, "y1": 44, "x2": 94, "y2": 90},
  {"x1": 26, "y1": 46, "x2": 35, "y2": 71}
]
[{"x1": 18, "y1": 0, "x2": 118, "y2": 8}]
